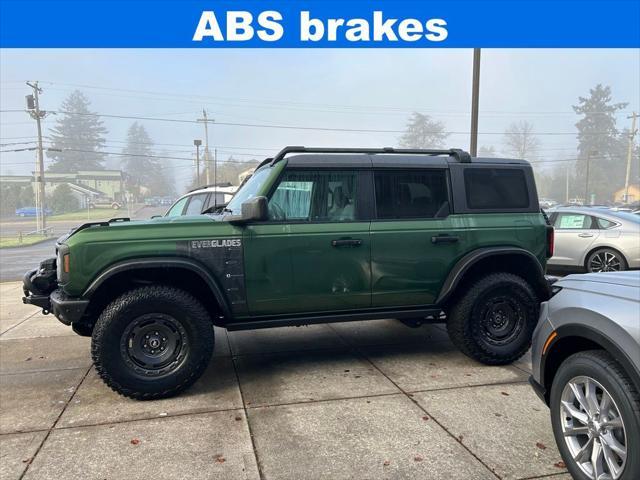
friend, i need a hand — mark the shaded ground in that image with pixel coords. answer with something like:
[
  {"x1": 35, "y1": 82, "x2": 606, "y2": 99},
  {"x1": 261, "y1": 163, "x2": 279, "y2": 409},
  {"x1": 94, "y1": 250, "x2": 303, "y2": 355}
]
[{"x1": 0, "y1": 282, "x2": 570, "y2": 480}]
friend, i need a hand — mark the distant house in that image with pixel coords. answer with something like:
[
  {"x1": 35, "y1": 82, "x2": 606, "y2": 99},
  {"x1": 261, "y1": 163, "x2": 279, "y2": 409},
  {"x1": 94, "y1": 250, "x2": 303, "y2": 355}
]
[
  {"x1": 0, "y1": 170, "x2": 127, "y2": 207},
  {"x1": 613, "y1": 184, "x2": 640, "y2": 204}
]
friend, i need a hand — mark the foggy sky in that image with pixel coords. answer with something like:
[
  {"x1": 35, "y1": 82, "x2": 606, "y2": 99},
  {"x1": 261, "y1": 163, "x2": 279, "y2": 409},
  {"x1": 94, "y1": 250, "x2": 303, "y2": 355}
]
[{"x1": 1, "y1": 48, "x2": 638, "y2": 191}]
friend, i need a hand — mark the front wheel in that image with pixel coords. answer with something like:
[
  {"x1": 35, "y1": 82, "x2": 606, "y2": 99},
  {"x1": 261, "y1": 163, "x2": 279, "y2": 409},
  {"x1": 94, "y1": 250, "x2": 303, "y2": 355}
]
[
  {"x1": 550, "y1": 351, "x2": 640, "y2": 480},
  {"x1": 91, "y1": 286, "x2": 214, "y2": 400},
  {"x1": 446, "y1": 272, "x2": 538, "y2": 365}
]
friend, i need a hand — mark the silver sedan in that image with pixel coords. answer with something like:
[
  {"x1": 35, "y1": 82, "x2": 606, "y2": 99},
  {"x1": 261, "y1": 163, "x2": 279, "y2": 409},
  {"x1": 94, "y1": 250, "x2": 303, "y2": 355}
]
[{"x1": 546, "y1": 207, "x2": 640, "y2": 272}]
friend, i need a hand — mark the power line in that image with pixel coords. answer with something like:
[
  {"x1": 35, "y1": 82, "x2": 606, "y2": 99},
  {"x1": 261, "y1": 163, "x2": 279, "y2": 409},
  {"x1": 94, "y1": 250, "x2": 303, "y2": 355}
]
[{"x1": 0, "y1": 109, "x2": 624, "y2": 136}]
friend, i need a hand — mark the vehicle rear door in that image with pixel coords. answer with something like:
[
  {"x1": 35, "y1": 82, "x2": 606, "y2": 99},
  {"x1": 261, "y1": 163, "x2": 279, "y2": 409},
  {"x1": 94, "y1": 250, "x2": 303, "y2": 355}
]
[
  {"x1": 551, "y1": 212, "x2": 600, "y2": 266},
  {"x1": 243, "y1": 167, "x2": 372, "y2": 316},
  {"x1": 369, "y1": 167, "x2": 465, "y2": 307}
]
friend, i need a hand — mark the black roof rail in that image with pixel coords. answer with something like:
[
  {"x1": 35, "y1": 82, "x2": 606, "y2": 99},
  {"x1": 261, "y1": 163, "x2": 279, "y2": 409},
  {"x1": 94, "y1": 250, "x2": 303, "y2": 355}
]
[{"x1": 270, "y1": 146, "x2": 472, "y2": 164}]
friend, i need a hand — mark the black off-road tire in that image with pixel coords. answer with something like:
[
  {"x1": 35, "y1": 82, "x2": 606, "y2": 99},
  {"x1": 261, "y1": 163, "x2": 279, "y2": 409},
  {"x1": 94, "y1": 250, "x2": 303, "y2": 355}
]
[
  {"x1": 446, "y1": 272, "x2": 538, "y2": 365},
  {"x1": 550, "y1": 351, "x2": 640, "y2": 480},
  {"x1": 91, "y1": 286, "x2": 214, "y2": 400}
]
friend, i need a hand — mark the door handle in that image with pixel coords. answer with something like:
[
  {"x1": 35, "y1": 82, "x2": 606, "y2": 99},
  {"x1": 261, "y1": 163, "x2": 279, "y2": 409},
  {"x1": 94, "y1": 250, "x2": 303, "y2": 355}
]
[
  {"x1": 431, "y1": 234, "x2": 459, "y2": 245},
  {"x1": 578, "y1": 233, "x2": 594, "y2": 238},
  {"x1": 331, "y1": 238, "x2": 362, "y2": 247}
]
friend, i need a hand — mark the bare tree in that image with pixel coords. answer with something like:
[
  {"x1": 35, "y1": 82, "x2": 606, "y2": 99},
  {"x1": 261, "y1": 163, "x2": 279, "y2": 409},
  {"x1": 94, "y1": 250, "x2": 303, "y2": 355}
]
[
  {"x1": 398, "y1": 112, "x2": 449, "y2": 149},
  {"x1": 478, "y1": 145, "x2": 497, "y2": 157},
  {"x1": 503, "y1": 121, "x2": 540, "y2": 161}
]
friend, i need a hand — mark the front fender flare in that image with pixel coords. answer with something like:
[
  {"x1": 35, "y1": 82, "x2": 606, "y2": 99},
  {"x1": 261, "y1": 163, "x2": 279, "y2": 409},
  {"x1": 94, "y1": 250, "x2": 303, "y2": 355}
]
[{"x1": 82, "y1": 257, "x2": 232, "y2": 320}]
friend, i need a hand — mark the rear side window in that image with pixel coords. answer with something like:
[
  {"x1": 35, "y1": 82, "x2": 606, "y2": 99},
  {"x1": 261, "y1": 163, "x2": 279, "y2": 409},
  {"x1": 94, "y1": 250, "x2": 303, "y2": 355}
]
[
  {"x1": 374, "y1": 170, "x2": 448, "y2": 219},
  {"x1": 554, "y1": 213, "x2": 597, "y2": 229},
  {"x1": 464, "y1": 168, "x2": 529, "y2": 209}
]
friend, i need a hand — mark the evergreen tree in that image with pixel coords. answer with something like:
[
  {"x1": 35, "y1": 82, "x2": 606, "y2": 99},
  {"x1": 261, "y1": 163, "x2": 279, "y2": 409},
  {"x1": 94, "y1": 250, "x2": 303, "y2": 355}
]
[
  {"x1": 47, "y1": 90, "x2": 108, "y2": 172},
  {"x1": 573, "y1": 84, "x2": 628, "y2": 203},
  {"x1": 120, "y1": 123, "x2": 174, "y2": 198},
  {"x1": 398, "y1": 112, "x2": 449, "y2": 149},
  {"x1": 49, "y1": 183, "x2": 79, "y2": 213}
]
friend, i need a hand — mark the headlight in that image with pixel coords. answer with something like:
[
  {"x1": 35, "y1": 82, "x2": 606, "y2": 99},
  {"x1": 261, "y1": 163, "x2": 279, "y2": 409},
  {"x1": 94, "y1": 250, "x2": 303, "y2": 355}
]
[{"x1": 56, "y1": 244, "x2": 70, "y2": 283}]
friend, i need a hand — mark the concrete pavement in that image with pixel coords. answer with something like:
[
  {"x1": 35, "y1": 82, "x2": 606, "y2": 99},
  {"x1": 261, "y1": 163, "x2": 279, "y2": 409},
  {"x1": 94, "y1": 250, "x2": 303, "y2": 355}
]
[{"x1": 0, "y1": 282, "x2": 570, "y2": 480}]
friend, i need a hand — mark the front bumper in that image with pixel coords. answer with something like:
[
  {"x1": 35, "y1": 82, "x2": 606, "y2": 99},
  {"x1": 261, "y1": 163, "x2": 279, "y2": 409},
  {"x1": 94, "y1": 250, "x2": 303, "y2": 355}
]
[
  {"x1": 23, "y1": 288, "x2": 89, "y2": 326},
  {"x1": 22, "y1": 264, "x2": 89, "y2": 326}
]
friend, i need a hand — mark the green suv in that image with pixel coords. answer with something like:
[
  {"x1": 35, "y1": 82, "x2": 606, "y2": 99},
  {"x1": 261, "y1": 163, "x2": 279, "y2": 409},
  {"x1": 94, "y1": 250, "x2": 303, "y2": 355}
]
[{"x1": 22, "y1": 146, "x2": 554, "y2": 399}]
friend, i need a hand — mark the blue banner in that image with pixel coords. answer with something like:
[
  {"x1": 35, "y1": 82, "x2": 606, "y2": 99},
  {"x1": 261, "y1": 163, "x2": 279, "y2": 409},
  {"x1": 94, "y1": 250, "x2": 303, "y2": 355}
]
[{"x1": 1, "y1": 0, "x2": 639, "y2": 48}]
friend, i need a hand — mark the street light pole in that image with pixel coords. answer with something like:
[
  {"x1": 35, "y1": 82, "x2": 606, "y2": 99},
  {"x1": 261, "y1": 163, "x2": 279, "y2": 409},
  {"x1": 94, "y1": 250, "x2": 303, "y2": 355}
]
[
  {"x1": 469, "y1": 48, "x2": 481, "y2": 157},
  {"x1": 624, "y1": 112, "x2": 638, "y2": 203}
]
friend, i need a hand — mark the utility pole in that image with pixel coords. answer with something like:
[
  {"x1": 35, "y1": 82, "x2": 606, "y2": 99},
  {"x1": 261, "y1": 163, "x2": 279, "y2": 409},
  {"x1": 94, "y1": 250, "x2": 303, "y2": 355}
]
[
  {"x1": 194, "y1": 139, "x2": 202, "y2": 187},
  {"x1": 197, "y1": 110, "x2": 214, "y2": 185},
  {"x1": 624, "y1": 112, "x2": 638, "y2": 203},
  {"x1": 584, "y1": 150, "x2": 597, "y2": 205},
  {"x1": 26, "y1": 81, "x2": 47, "y2": 232},
  {"x1": 469, "y1": 48, "x2": 481, "y2": 157},
  {"x1": 565, "y1": 163, "x2": 570, "y2": 203}
]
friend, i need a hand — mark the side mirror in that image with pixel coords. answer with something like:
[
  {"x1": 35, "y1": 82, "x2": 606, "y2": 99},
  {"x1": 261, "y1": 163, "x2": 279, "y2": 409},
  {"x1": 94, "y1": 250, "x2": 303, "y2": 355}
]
[{"x1": 234, "y1": 196, "x2": 268, "y2": 223}]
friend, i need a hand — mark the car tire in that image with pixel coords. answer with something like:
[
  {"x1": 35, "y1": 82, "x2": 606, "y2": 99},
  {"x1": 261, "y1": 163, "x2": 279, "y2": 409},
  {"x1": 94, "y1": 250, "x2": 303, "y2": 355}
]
[
  {"x1": 446, "y1": 272, "x2": 537, "y2": 365},
  {"x1": 586, "y1": 248, "x2": 628, "y2": 273},
  {"x1": 549, "y1": 350, "x2": 640, "y2": 480},
  {"x1": 91, "y1": 285, "x2": 214, "y2": 400}
]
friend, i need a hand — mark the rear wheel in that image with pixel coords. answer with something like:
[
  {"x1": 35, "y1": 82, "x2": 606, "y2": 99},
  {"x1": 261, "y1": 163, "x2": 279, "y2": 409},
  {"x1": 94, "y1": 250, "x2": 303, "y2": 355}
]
[
  {"x1": 586, "y1": 248, "x2": 627, "y2": 273},
  {"x1": 91, "y1": 286, "x2": 214, "y2": 400},
  {"x1": 446, "y1": 272, "x2": 538, "y2": 365}
]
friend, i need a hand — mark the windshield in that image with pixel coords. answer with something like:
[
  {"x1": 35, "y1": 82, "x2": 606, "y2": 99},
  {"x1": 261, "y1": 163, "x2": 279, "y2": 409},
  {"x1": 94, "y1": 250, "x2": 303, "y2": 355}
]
[{"x1": 224, "y1": 166, "x2": 272, "y2": 215}]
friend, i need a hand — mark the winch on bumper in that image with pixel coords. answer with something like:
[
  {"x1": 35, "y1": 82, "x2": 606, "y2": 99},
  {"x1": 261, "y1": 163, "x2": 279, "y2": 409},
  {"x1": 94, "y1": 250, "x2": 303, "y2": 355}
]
[{"x1": 22, "y1": 258, "x2": 89, "y2": 326}]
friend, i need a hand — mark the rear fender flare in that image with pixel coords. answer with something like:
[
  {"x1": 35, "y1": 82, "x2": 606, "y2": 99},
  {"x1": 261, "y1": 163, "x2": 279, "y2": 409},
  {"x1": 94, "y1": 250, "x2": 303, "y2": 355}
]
[{"x1": 436, "y1": 247, "x2": 548, "y2": 305}]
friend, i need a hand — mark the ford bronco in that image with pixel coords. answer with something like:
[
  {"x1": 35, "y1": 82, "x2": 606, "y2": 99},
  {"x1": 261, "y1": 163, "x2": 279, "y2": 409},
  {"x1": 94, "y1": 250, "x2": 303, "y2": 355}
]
[{"x1": 22, "y1": 146, "x2": 554, "y2": 399}]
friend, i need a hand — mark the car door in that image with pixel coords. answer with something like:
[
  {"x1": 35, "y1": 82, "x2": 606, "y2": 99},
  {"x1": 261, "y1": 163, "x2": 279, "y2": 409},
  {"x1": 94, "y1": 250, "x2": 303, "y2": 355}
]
[
  {"x1": 550, "y1": 212, "x2": 600, "y2": 266},
  {"x1": 243, "y1": 168, "x2": 371, "y2": 316},
  {"x1": 370, "y1": 168, "x2": 466, "y2": 307}
]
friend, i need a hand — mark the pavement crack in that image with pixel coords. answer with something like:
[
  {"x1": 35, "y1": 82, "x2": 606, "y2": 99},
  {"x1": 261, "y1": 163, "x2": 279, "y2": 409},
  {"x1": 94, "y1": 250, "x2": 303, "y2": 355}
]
[
  {"x1": 18, "y1": 364, "x2": 93, "y2": 480},
  {"x1": 326, "y1": 323, "x2": 503, "y2": 480},
  {"x1": 227, "y1": 331, "x2": 266, "y2": 480}
]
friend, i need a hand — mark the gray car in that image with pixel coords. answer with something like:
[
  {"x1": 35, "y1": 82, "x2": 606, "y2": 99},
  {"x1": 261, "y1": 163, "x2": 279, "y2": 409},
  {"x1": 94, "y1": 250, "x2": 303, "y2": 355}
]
[
  {"x1": 546, "y1": 208, "x2": 640, "y2": 273},
  {"x1": 530, "y1": 271, "x2": 640, "y2": 480}
]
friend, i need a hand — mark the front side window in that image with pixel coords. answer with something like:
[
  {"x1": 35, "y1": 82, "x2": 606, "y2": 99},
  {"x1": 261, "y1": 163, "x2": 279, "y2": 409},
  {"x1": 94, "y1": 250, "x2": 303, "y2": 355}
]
[
  {"x1": 554, "y1": 213, "x2": 596, "y2": 229},
  {"x1": 268, "y1": 170, "x2": 358, "y2": 222},
  {"x1": 464, "y1": 168, "x2": 529, "y2": 209},
  {"x1": 184, "y1": 193, "x2": 208, "y2": 215},
  {"x1": 165, "y1": 196, "x2": 188, "y2": 217},
  {"x1": 374, "y1": 170, "x2": 448, "y2": 219}
]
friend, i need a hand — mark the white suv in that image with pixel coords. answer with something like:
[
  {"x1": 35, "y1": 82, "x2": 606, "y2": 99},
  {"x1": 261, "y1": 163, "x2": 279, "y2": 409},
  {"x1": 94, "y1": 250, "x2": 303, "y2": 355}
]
[{"x1": 165, "y1": 185, "x2": 237, "y2": 217}]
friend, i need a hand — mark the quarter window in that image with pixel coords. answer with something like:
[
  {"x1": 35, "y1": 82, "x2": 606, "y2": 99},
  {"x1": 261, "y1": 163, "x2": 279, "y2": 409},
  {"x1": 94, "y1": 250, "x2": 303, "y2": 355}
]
[
  {"x1": 596, "y1": 217, "x2": 617, "y2": 229},
  {"x1": 464, "y1": 168, "x2": 529, "y2": 209},
  {"x1": 269, "y1": 170, "x2": 358, "y2": 222},
  {"x1": 374, "y1": 170, "x2": 448, "y2": 219}
]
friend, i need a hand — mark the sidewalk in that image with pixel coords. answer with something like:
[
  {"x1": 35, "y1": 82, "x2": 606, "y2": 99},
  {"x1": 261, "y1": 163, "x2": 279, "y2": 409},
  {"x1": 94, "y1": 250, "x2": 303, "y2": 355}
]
[{"x1": 0, "y1": 281, "x2": 570, "y2": 480}]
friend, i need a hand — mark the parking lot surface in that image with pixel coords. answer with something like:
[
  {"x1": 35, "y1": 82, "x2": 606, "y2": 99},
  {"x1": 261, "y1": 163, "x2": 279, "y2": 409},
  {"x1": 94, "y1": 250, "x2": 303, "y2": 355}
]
[{"x1": 0, "y1": 281, "x2": 570, "y2": 480}]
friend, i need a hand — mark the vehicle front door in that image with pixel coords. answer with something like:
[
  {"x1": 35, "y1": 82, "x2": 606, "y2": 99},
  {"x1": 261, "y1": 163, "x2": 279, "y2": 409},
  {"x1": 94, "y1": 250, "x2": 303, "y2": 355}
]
[
  {"x1": 550, "y1": 212, "x2": 600, "y2": 266},
  {"x1": 243, "y1": 168, "x2": 371, "y2": 316}
]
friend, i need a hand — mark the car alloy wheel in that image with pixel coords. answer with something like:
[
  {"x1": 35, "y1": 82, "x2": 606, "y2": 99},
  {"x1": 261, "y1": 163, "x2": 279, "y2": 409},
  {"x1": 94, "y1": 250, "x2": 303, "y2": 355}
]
[
  {"x1": 589, "y1": 251, "x2": 622, "y2": 272},
  {"x1": 560, "y1": 375, "x2": 627, "y2": 479}
]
